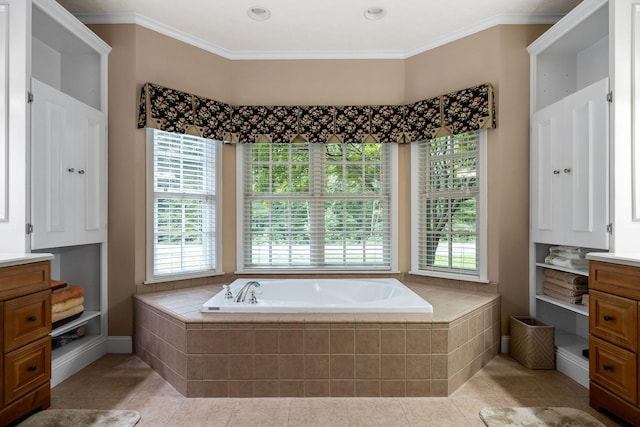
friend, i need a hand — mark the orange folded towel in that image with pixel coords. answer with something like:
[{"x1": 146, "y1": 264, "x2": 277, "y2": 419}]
[
  {"x1": 52, "y1": 285, "x2": 84, "y2": 305},
  {"x1": 50, "y1": 280, "x2": 67, "y2": 291},
  {"x1": 52, "y1": 297, "x2": 84, "y2": 313},
  {"x1": 51, "y1": 304, "x2": 84, "y2": 323}
]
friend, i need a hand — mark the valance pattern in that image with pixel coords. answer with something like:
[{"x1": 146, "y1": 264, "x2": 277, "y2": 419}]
[{"x1": 137, "y1": 82, "x2": 495, "y2": 143}]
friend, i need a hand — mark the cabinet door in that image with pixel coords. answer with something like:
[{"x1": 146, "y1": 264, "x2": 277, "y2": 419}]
[
  {"x1": 562, "y1": 78, "x2": 609, "y2": 249},
  {"x1": 531, "y1": 78, "x2": 609, "y2": 248},
  {"x1": 31, "y1": 78, "x2": 106, "y2": 249},
  {"x1": 531, "y1": 100, "x2": 564, "y2": 244}
]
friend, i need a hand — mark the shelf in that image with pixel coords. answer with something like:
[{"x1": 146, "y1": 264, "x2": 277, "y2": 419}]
[
  {"x1": 536, "y1": 262, "x2": 588, "y2": 276},
  {"x1": 537, "y1": 294, "x2": 588, "y2": 316},
  {"x1": 554, "y1": 329, "x2": 589, "y2": 388},
  {"x1": 51, "y1": 310, "x2": 100, "y2": 337}
]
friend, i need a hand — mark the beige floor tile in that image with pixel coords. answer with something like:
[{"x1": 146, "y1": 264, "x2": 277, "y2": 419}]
[
  {"x1": 400, "y1": 397, "x2": 470, "y2": 427},
  {"x1": 227, "y1": 398, "x2": 290, "y2": 426},
  {"x1": 124, "y1": 397, "x2": 183, "y2": 427},
  {"x1": 48, "y1": 353, "x2": 629, "y2": 427},
  {"x1": 288, "y1": 398, "x2": 349, "y2": 427},
  {"x1": 347, "y1": 398, "x2": 410, "y2": 426},
  {"x1": 167, "y1": 398, "x2": 238, "y2": 427}
]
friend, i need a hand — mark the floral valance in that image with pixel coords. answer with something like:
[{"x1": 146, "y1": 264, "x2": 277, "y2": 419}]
[{"x1": 137, "y1": 82, "x2": 495, "y2": 143}]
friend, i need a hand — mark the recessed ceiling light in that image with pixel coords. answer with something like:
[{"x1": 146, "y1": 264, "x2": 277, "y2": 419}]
[
  {"x1": 364, "y1": 7, "x2": 386, "y2": 20},
  {"x1": 247, "y1": 6, "x2": 271, "y2": 21}
]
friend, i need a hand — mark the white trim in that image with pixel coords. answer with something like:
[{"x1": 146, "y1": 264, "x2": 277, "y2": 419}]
[
  {"x1": 107, "y1": 336, "x2": 133, "y2": 353},
  {"x1": 527, "y1": 0, "x2": 608, "y2": 55},
  {"x1": 501, "y1": 335, "x2": 510, "y2": 354},
  {"x1": 33, "y1": 0, "x2": 111, "y2": 55},
  {"x1": 71, "y1": 11, "x2": 566, "y2": 60},
  {"x1": 51, "y1": 335, "x2": 107, "y2": 387}
]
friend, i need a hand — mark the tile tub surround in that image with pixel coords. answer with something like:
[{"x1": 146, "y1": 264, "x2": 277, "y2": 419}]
[{"x1": 133, "y1": 282, "x2": 500, "y2": 398}]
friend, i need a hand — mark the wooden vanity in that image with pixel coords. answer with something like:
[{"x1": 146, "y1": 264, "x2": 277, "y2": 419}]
[
  {"x1": 0, "y1": 254, "x2": 53, "y2": 425},
  {"x1": 588, "y1": 253, "x2": 640, "y2": 426}
]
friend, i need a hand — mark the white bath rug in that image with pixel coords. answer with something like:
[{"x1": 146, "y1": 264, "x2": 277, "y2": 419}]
[
  {"x1": 17, "y1": 409, "x2": 141, "y2": 427},
  {"x1": 479, "y1": 407, "x2": 605, "y2": 427}
]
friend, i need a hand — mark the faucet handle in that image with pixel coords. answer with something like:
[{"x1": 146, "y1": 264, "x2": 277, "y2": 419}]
[
  {"x1": 223, "y1": 285, "x2": 233, "y2": 299},
  {"x1": 248, "y1": 290, "x2": 258, "y2": 304}
]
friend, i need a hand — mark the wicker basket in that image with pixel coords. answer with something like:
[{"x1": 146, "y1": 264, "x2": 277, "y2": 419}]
[{"x1": 510, "y1": 316, "x2": 555, "y2": 369}]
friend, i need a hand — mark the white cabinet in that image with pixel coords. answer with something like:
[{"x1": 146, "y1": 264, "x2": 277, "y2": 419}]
[
  {"x1": 528, "y1": 0, "x2": 640, "y2": 391},
  {"x1": 531, "y1": 78, "x2": 609, "y2": 249},
  {"x1": 31, "y1": 78, "x2": 106, "y2": 250},
  {"x1": 0, "y1": 0, "x2": 110, "y2": 388}
]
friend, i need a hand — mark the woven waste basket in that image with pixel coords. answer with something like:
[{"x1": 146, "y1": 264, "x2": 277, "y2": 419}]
[{"x1": 510, "y1": 316, "x2": 555, "y2": 369}]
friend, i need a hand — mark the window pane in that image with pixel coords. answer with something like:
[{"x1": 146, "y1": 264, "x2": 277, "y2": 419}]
[
  {"x1": 243, "y1": 142, "x2": 391, "y2": 270},
  {"x1": 151, "y1": 130, "x2": 217, "y2": 277},
  {"x1": 416, "y1": 131, "x2": 480, "y2": 277}
]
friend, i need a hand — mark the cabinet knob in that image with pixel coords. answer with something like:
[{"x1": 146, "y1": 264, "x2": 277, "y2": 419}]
[
  {"x1": 603, "y1": 364, "x2": 613, "y2": 371},
  {"x1": 603, "y1": 315, "x2": 613, "y2": 322},
  {"x1": 27, "y1": 365, "x2": 37, "y2": 372},
  {"x1": 78, "y1": 169, "x2": 85, "y2": 175},
  {"x1": 553, "y1": 170, "x2": 560, "y2": 175},
  {"x1": 67, "y1": 167, "x2": 75, "y2": 173},
  {"x1": 563, "y1": 168, "x2": 571, "y2": 173},
  {"x1": 27, "y1": 315, "x2": 37, "y2": 322}
]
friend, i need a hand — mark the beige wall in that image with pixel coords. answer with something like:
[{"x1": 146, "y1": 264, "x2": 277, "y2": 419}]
[{"x1": 91, "y1": 23, "x2": 548, "y2": 337}]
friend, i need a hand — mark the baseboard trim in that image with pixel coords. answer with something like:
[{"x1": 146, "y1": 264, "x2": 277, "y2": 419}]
[
  {"x1": 107, "y1": 336, "x2": 133, "y2": 353},
  {"x1": 501, "y1": 335, "x2": 511, "y2": 353}
]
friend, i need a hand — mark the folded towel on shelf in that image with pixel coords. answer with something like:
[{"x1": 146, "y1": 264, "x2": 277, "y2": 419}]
[
  {"x1": 549, "y1": 246, "x2": 588, "y2": 256},
  {"x1": 544, "y1": 254, "x2": 589, "y2": 270},
  {"x1": 543, "y1": 277, "x2": 588, "y2": 292},
  {"x1": 543, "y1": 269, "x2": 589, "y2": 285},
  {"x1": 582, "y1": 293, "x2": 590, "y2": 306},
  {"x1": 542, "y1": 287, "x2": 583, "y2": 304},
  {"x1": 52, "y1": 297, "x2": 85, "y2": 314},
  {"x1": 543, "y1": 280, "x2": 587, "y2": 297},
  {"x1": 50, "y1": 280, "x2": 68, "y2": 291},
  {"x1": 51, "y1": 304, "x2": 84, "y2": 324},
  {"x1": 52, "y1": 285, "x2": 85, "y2": 305}
]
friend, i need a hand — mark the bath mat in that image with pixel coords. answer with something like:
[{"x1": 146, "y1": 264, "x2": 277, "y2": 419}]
[
  {"x1": 479, "y1": 407, "x2": 605, "y2": 427},
  {"x1": 17, "y1": 409, "x2": 141, "y2": 427}
]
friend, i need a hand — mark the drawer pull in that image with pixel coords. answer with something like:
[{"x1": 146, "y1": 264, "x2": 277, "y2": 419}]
[
  {"x1": 27, "y1": 315, "x2": 37, "y2": 322},
  {"x1": 603, "y1": 364, "x2": 614, "y2": 371},
  {"x1": 603, "y1": 315, "x2": 613, "y2": 322},
  {"x1": 27, "y1": 365, "x2": 37, "y2": 372}
]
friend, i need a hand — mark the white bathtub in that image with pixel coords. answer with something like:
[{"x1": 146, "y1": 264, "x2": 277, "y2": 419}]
[{"x1": 201, "y1": 278, "x2": 433, "y2": 313}]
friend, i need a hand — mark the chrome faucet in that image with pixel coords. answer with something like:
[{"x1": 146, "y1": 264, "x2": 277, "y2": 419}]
[{"x1": 234, "y1": 281, "x2": 260, "y2": 303}]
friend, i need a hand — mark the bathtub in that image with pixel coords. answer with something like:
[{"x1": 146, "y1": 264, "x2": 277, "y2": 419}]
[{"x1": 201, "y1": 278, "x2": 433, "y2": 313}]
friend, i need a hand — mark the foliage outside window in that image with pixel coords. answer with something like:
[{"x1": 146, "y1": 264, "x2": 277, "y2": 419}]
[
  {"x1": 240, "y1": 142, "x2": 395, "y2": 271},
  {"x1": 412, "y1": 131, "x2": 486, "y2": 279},
  {"x1": 146, "y1": 129, "x2": 219, "y2": 280}
]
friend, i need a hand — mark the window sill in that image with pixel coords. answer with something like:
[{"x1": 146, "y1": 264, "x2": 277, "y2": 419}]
[
  {"x1": 235, "y1": 269, "x2": 400, "y2": 275},
  {"x1": 408, "y1": 270, "x2": 489, "y2": 284},
  {"x1": 144, "y1": 270, "x2": 225, "y2": 285}
]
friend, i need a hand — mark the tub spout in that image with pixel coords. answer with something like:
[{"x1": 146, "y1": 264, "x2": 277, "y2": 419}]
[{"x1": 234, "y1": 281, "x2": 261, "y2": 303}]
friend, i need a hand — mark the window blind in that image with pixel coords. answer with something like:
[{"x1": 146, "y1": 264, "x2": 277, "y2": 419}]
[
  {"x1": 416, "y1": 132, "x2": 480, "y2": 276},
  {"x1": 152, "y1": 130, "x2": 217, "y2": 277},
  {"x1": 242, "y1": 143, "x2": 392, "y2": 270}
]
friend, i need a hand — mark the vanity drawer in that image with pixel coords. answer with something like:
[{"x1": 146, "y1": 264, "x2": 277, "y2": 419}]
[
  {"x1": 0, "y1": 261, "x2": 50, "y2": 301},
  {"x1": 4, "y1": 290, "x2": 51, "y2": 353},
  {"x1": 590, "y1": 336, "x2": 637, "y2": 405},
  {"x1": 4, "y1": 336, "x2": 51, "y2": 405},
  {"x1": 589, "y1": 290, "x2": 637, "y2": 352}
]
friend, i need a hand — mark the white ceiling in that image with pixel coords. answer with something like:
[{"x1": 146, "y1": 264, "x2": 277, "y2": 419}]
[{"x1": 55, "y1": 0, "x2": 582, "y2": 60}]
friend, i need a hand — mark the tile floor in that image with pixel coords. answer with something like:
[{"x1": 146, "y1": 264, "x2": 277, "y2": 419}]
[{"x1": 50, "y1": 353, "x2": 629, "y2": 426}]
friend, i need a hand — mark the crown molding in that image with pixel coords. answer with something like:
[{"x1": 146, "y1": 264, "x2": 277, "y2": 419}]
[{"x1": 73, "y1": 11, "x2": 566, "y2": 60}]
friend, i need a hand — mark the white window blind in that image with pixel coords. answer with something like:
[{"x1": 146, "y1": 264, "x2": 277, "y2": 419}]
[
  {"x1": 149, "y1": 129, "x2": 218, "y2": 278},
  {"x1": 241, "y1": 143, "x2": 392, "y2": 271},
  {"x1": 415, "y1": 131, "x2": 482, "y2": 277}
]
